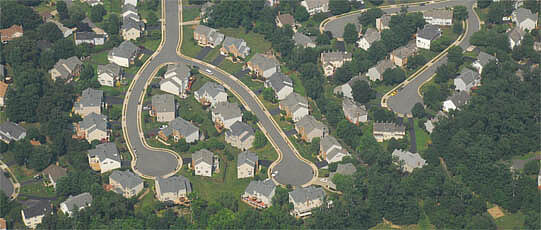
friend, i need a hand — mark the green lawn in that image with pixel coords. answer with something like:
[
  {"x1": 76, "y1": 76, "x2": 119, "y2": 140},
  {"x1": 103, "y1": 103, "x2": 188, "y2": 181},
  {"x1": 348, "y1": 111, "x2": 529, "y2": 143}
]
[
  {"x1": 219, "y1": 60, "x2": 243, "y2": 74},
  {"x1": 474, "y1": 7, "x2": 489, "y2": 23},
  {"x1": 181, "y1": 26, "x2": 202, "y2": 57},
  {"x1": 182, "y1": 5, "x2": 200, "y2": 22},
  {"x1": 373, "y1": 83, "x2": 394, "y2": 95},
  {"x1": 219, "y1": 27, "x2": 272, "y2": 58},
  {"x1": 137, "y1": 37, "x2": 161, "y2": 52},
  {"x1": 414, "y1": 119, "x2": 430, "y2": 153},
  {"x1": 20, "y1": 182, "x2": 56, "y2": 198},
  {"x1": 11, "y1": 165, "x2": 35, "y2": 182},
  {"x1": 494, "y1": 211, "x2": 525, "y2": 229},
  {"x1": 238, "y1": 75, "x2": 264, "y2": 92},
  {"x1": 89, "y1": 51, "x2": 109, "y2": 65},
  {"x1": 0, "y1": 111, "x2": 7, "y2": 123},
  {"x1": 288, "y1": 136, "x2": 317, "y2": 163},
  {"x1": 103, "y1": 0, "x2": 122, "y2": 14},
  {"x1": 282, "y1": 66, "x2": 306, "y2": 96},
  {"x1": 203, "y1": 47, "x2": 221, "y2": 63}
]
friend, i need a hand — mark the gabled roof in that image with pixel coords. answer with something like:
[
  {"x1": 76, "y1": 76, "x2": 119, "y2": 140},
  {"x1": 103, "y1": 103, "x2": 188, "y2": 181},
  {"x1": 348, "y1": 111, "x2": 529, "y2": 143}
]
[
  {"x1": 77, "y1": 88, "x2": 103, "y2": 108},
  {"x1": 75, "y1": 32, "x2": 105, "y2": 40},
  {"x1": 98, "y1": 63, "x2": 121, "y2": 78},
  {"x1": 52, "y1": 56, "x2": 83, "y2": 80},
  {"x1": 377, "y1": 15, "x2": 392, "y2": 27},
  {"x1": 456, "y1": 68, "x2": 480, "y2": 86},
  {"x1": 109, "y1": 170, "x2": 143, "y2": 190},
  {"x1": 110, "y1": 41, "x2": 139, "y2": 59},
  {"x1": 223, "y1": 36, "x2": 249, "y2": 54},
  {"x1": 392, "y1": 42, "x2": 417, "y2": 59},
  {"x1": 163, "y1": 117, "x2": 199, "y2": 137},
  {"x1": 373, "y1": 122, "x2": 405, "y2": 133},
  {"x1": 237, "y1": 150, "x2": 258, "y2": 168},
  {"x1": 79, "y1": 112, "x2": 108, "y2": 132},
  {"x1": 266, "y1": 72, "x2": 293, "y2": 93},
  {"x1": 22, "y1": 200, "x2": 51, "y2": 218},
  {"x1": 122, "y1": 16, "x2": 144, "y2": 31},
  {"x1": 303, "y1": 0, "x2": 329, "y2": 9},
  {"x1": 321, "y1": 51, "x2": 352, "y2": 63},
  {"x1": 249, "y1": 53, "x2": 279, "y2": 71},
  {"x1": 152, "y1": 94, "x2": 175, "y2": 113},
  {"x1": 0, "y1": 121, "x2": 26, "y2": 138},
  {"x1": 276, "y1": 13, "x2": 295, "y2": 26},
  {"x1": 0, "y1": 25, "x2": 23, "y2": 41},
  {"x1": 165, "y1": 63, "x2": 190, "y2": 80},
  {"x1": 417, "y1": 24, "x2": 441, "y2": 40},
  {"x1": 196, "y1": 82, "x2": 226, "y2": 98},
  {"x1": 88, "y1": 142, "x2": 120, "y2": 162},
  {"x1": 41, "y1": 164, "x2": 67, "y2": 182},
  {"x1": 193, "y1": 149, "x2": 214, "y2": 166},
  {"x1": 392, "y1": 149, "x2": 426, "y2": 170},
  {"x1": 156, "y1": 175, "x2": 192, "y2": 194},
  {"x1": 342, "y1": 98, "x2": 367, "y2": 117},
  {"x1": 448, "y1": 91, "x2": 470, "y2": 107},
  {"x1": 335, "y1": 163, "x2": 356, "y2": 175},
  {"x1": 122, "y1": 3, "x2": 137, "y2": 15},
  {"x1": 514, "y1": 8, "x2": 537, "y2": 24},
  {"x1": 289, "y1": 186, "x2": 325, "y2": 203},
  {"x1": 423, "y1": 9, "x2": 453, "y2": 20},
  {"x1": 244, "y1": 179, "x2": 275, "y2": 197},
  {"x1": 212, "y1": 102, "x2": 242, "y2": 120},
  {"x1": 227, "y1": 121, "x2": 254, "y2": 142},
  {"x1": 320, "y1": 135, "x2": 341, "y2": 153},
  {"x1": 296, "y1": 115, "x2": 327, "y2": 135},
  {"x1": 62, "y1": 192, "x2": 92, "y2": 212},
  {"x1": 373, "y1": 59, "x2": 395, "y2": 74},
  {"x1": 293, "y1": 32, "x2": 314, "y2": 47},
  {"x1": 476, "y1": 52, "x2": 496, "y2": 66},
  {"x1": 280, "y1": 92, "x2": 308, "y2": 112},
  {"x1": 508, "y1": 26, "x2": 525, "y2": 43},
  {"x1": 362, "y1": 28, "x2": 381, "y2": 44}
]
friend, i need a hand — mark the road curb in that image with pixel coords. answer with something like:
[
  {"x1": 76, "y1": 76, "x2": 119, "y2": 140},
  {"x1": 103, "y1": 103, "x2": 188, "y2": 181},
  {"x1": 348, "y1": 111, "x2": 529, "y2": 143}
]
[{"x1": 0, "y1": 159, "x2": 19, "y2": 200}]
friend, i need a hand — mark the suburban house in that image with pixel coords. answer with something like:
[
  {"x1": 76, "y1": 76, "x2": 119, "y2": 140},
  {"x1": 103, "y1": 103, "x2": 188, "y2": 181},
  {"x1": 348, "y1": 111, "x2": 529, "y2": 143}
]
[
  {"x1": 108, "y1": 41, "x2": 139, "y2": 67},
  {"x1": 41, "y1": 164, "x2": 67, "y2": 190},
  {"x1": 357, "y1": 28, "x2": 381, "y2": 51},
  {"x1": 47, "y1": 19, "x2": 76, "y2": 38},
  {"x1": 0, "y1": 121, "x2": 26, "y2": 143},
  {"x1": 320, "y1": 135, "x2": 350, "y2": 164},
  {"x1": 82, "y1": 17, "x2": 106, "y2": 35},
  {"x1": 124, "y1": 0, "x2": 137, "y2": 7},
  {"x1": 372, "y1": 122, "x2": 406, "y2": 142},
  {"x1": 508, "y1": 26, "x2": 526, "y2": 49},
  {"x1": 293, "y1": 32, "x2": 316, "y2": 48},
  {"x1": 279, "y1": 93, "x2": 309, "y2": 122},
  {"x1": 226, "y1": 121, "x2": 255, "y2": 151},
  {"x1": 221, "y1": 36, "x2": 251, "y2": 59},
  {"x1": 97, "y1": 63, "x2": 122, "y2": 87},
  {"x1": 416, "y1": 24, "x2": 441, "y2": 50},
  {"x1": 60, "y1": 192, "x2": 93, "y2": 217},
  {"x1": 342, "y1": 98, "x2": 368, "y2": 125},
  {"x1": 121, "y1": 16, "x2": 145, "y2": 40},
  {"x1": 333, "y1": 74, "x2": 370, "y2": 99},
  {"x1": 49, "y1": 56, "x2": 83, "y2": 82},
  {"x1": 242, "y1": 179, "x2": 276, "y2": 209},
  {"x1": 266, "y1": 0, "x2": 279, "y2": 7},
  {"x1": 87, "y1": 142, "x2": 121, "y2": 173},
  {"x1": 276, "y1": 13, "x2": 296, "y2": 29},
  {"x1": 109, "y1": 170, "x2": 144, "y2": 198},
  {"x1": 512, "y1": 8, "x2": 538, "y2": 31},
  {"x1": 320, "y1": 51, "x2": 352, "y2": 77},
  {"x1": 534, "y1": 41, "x2": 541, "y2": 52},
  {"x1": 443, "y1": 91, "x2": 470, "y2": 112},
  {"x1": 390, "y1": 42, "x2": 417, "y2": 67},
  {"x1": 329, "y1": 163, "x2": 357, "y2": 179},
  {"x1": 0, "y1": 218, "x2": 5, "y2": 230},
  {"x1": 73, "y1": 88, "x2": 103, "y2": 118},
  {"x1": 423, "y1": 9, "x2": 453, "y2": 26},
  {"x1": 367, "y1": 59, "x2": 394, "y2": 81},
  {"x1": 301, "y1": 0, "x2": 329, "y2": 15},
  {"x1": 295, "y1": 115, "x2": 329, "y2": 143},
  {"x1": 160, "y1": 63, "x2": 191, "y2": 98},
  {"x1": 392, "y1": 149, "x2": 427, "y2": 173},
  {"x1": 211, "y1": 102, "x2": 243, "y2": 130},
  {"x1": 122, "y1": 4, "x2": 138, "y2": 20},
  {"x1": 75, "y1": 112, "x2": 109, "y2": 143},
  {"x1": 159, "y1": 117, "x2": 200, "y2": 143},
  {"x1": 151, "y1": 94, "x2": 175, "y2": 122},
  {"x1": 264, "y1": 72, "x2": 293, "y2": 100},
  {"x1": 74, "y1": 32, "x2": 106, "y2": 46},
  {"x1": 237, "y1": 151, "x2": 258, "y2": 179},
  {"x1": 200, "y1": 2, "x2": 214, "y2": 23},
  {"x1": 247, "y1": 53, "x2": 280, "y2": 79},
  {"x1": 376, "y1": 15, "x2": 392, "y2": 32},
  {"x1": 0, "y1": 25, "x2": 23, "y2": 43},
  {"x1": 82, "y1": 0, "x2": 103, "y2": 6},
  {"x1": 454, "y1": 68, "x2": 480, "y2": 92},
  {"x1": 192, "y1": 149, "x2": 215, "y2": 177},
  {"x1": 155, "y1": 175, "x2": 192, "y2": 204},
  {"x1": 194, "y1": 25, "x2": 225, "y2": 48},
  {"x1": 194, "y1": 82, "x2": 228, "y2": 106},
  {"x1": 472, "y1": 52, "x2": 497, "y2": 74},
  {"x1": 289, "y1": 186, "x2": 326, "y2": 217},
  {"x1": 21, "y1": 200, "x2": 52, "y2": 228},
  {"x1": 424, "y1": 112, "x2": 445, "y2": 134}
]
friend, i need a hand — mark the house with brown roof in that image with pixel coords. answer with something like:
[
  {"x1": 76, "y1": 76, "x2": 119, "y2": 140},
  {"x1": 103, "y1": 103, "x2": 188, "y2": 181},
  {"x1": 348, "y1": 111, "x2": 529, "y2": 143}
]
[
  {"x1": 320, "y1": 51, "x2": 352, "y2": 77},
  {"x1": 41, "y1": 163, "x2": 67, "y2": 189},
  {"x1": 0, "y1": 82, "x2": 8, "y2": 107},
  {"x1": 391, "y1": 42, "x2": 417, "y2": 67},
  {"x1": 0, "y1": 25, "x2": 23, "y2": 43},
  {"x1": 276, "y1": 13, "x2": 296, "y2": 30}
]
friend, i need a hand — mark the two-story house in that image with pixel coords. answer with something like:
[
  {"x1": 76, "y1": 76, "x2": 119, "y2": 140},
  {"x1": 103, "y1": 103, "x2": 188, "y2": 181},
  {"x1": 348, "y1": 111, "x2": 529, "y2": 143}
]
[
  {"x1": 416, "y1": 24, "x2": 441, "y2": 50},
  {"x1": 320, "y1": 135, "x2": 350, "y2": 164},
  {"x1": 333, "y1": 73, "x2": 370, "y2": 99},
  {"x1": 293, "y1": 32, "x2": 316, "y2": 48},
  {"x1": 376, "y1": 15, "x2": 391, "y2": 32},
  {"x1": 295, "y1": 115, "x2": 329, "y2": 143},
  {"x1": 74, "y1": 88, "x2": 104, "y2": 118},
  {"x1": 108, "y1": 41, "x2": 139, "y2": 67},
  {"x1": 194, "y1": 25, "x2": 225, "y2": 48},
  {"x1": 443, "y1": 91, "x2": 470, "y2": 112},
  {"x1": 160, "y1": 63, "x2": 191, "y2": 98},
  {"x1": 392, "y1": 149, "x2": 427, "y2": 173},
  {"x1": 342, "y1": 98, "x2": 368, "y2": 125},
  {"x1": 21, "y1": 200, "x2": 51, "y2": 228},
  {"x1": 221, "y1": 36, "x2": 251, "y2": 59},
  {"x1": 320, "y1": 51, "x2": 352, "y2": 77},
  {"x1": 49, "y1": 56, "x2": 83, "y2": 82},
  {"x1": 508, "y1": 26, "x2": 526, "y2": 49},
  {"x1": 159, "y1": 117, "x2": 200, "y2": 143},
  {"x1": 97, "y1": 63, "x2": 122, "y2": 87},
  {"x1": 76, "y1": 112, "x2": 109, "y2": 143},
  {"x1": 0, "y1": 121, "x2": 26, "y2": 143},
  {"x1": 247, "y1": 53, "x2": 280, "y2": 79},
  {"x1": 60, "y1": 192, "x2": 93, "y2": 217},
  {"x1": 289, "y1": 186, "x2": 326, "y2": 217},
  {"x1": 151, "y1": 94, "x2": 175, "y2": 122},
  {"x1": 390, "y1": 42, "x2": 417, "y2": 67},
  {"x1": 212, "y1": 102, "x2": 243, "y2": 130},
  {"x1": 194, "y1": 82, "x2": 228, "y2": 106},
  {"x1": 155, "y1": 175, "x2": 192, "y2": 204},
  {"x1": 192, "y1": 149, "x2": 215, "y2": 177},
  {"x1": 74, "y1": 32, "x2": 106, "y2": 46},
  {"x1": 264, "y1": 72, "x2": 293, "y2": 100},
  {"x1": 372, "y1": 122, "x2": 406, "y2": 142},
  {"x1": 109, "y1": 170, "x2": 144, "y2": 198},
  {"x1": 41, "y1": 164, "x2": 67, "y2": 190},
  {"x1": 226, "y1": 121, "x2": 255, "y2": 151},
  {"x1": 242, "y1": 179, "x2": 276, "y2": 209},
  {"x1": 279, "y1": 93, "x2": 309, "y2": 122},
  {"x1": 300, "y1": 0, "x2": 329, "y2": 15},
  {"x1": 472, "y1": 52, "x2": 497, "y2": 74},
  {"x1": 121, "y1": 16, "x2": 145, "y2": 41},
  {"x1": 0, "y1": 25, "x2": 23, "y2": 43},
  {"x1": 87, "y1": 143, "x2": 121, "y2": 173},
  {"x1": 357, "y1": 28, "x2": 381, "y2": 51},
  {"x1": 237, "y1": 151, "x2": 258, "y2": 179},
  {"x1": 367, "y1": 59, "x2": 394, "y2": 81},
  {"x1": 423, "y1": 9, "x2": 453, "y2": 26},
  {"x1": 454, "y1": 68, "x2": 480, "y2": 92},
  {"x1": 512, "y1": 8, "x2": 538, "y2": 31},
  {"x1": 275, "y1": 13, "x2": 296, "y2": 29},
  {"x1": 0, "y1": 81, "x2": 6, "y2": 107}
]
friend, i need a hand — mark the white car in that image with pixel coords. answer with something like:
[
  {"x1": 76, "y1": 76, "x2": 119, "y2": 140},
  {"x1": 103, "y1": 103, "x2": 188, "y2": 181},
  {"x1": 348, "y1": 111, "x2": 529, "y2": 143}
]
[{"x1": 205, "y1": 69, "x2": 213, "y2": 74}]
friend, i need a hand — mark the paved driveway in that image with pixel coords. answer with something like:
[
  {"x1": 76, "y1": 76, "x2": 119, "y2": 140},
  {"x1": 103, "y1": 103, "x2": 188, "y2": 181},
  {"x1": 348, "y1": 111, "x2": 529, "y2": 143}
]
[
  {"x1": 0, "y1": 171, "x2": 13, "y2": 197},
  {"x1": 212, "y1": 55, "x2": 225, "y2": 66},
  {"x1": 196, "y1": 47, "x2": 212, "y2": 60}
]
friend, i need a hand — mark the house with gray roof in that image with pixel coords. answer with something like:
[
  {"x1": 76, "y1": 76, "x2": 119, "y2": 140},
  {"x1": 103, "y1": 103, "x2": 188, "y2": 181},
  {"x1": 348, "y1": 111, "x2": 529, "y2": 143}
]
[
  {"x1": 160, "y1": 63, "x2": 191, "y2": 98},
  {"x1": 289, "y1": 186, "x2": 325, "y2": 217},
  {"x1": 151, "y1": 94, "x2": 175, "y2": 122},
  {"x1": 333, "y1": 73, "x2": 370, "y2": 99},
  {"x1": 443, "y1": 91, "x2": 470, "y2": 112},
  {"x1": 247, "y1": 53, "x2": 280, "y2": 79},
  {"x1": 293, "y1": 32, "x2": 315, "y2": 48},
  {"x1": 508, "y1": 26, "x2": 526, "y2": 48},
  {"x1": 74, "y1": 88, "x2": 104, "y2": 117},
  {"x1": 473, "y1": 52, "x2": 497, "y2": 74},
  {"x1": 454, "y1": 68, "x2": 480, "y2": 92},
  {"x1": 74, "y1": 32, "x2": 106, "y2": 46},
  {"x1": 424, "y1": 111, "x2": 446, "y2": 134},
  {"x1": 357, "y1": 28, "x2": 381, "y2": 51},
  {"x1": 155, "y1": 175, "x2": 192, "y2": 204},
  {"x1": 342, "y1": 98, "x2": 368, "y2": 125},
  {"x1": 264, "y1": 72, "x2": 293, "y2": 100},
  {"x1": 391, "y1": 42, "x2": 418, "y2": 67},
  {"x1": 221, "y1": 36, "x2": 250, "y2": 59},
  {"x1": 295, "y1": 115, "x2": 329, "y2": 143},
  {"x1": 237, "y1": 151, "x2": 258, "y2": 179},
  {"x1": 423, "y1": 9, "x2": 453, "y2": 26},
  {"x1": 392, "y1": 149, "x2": 427, "y2": 173},
  {"x1": 212, "y1": 102, "x2": 243, "y2": 130},
  {"x1": 21, "y1": 200, "x2": 52, "y2": 228},
  {"x1": 97, "y1": 63, "x2": 122, "y2": 87},
  {"x1": 373, "y1": 122, "x2": 406, "y2": 142},
  {"x1": 121, "y1": 15, "x2": 145, "y2": 41},
  {"x1": 122, "y1": 3, "x2": 137, "y2": 18},
  {"x1": 109, "y1": 170, "x2": 143, "y2": 198},
  {"x1": 49, "y1": 56, "x2": 83, "y2": 82},
  {"x1": 194, "y1": 82, "x2": 228, "y2": 106},
  {"x1": 301, "y1": 0, "x2": 329, "y2": 15},
  {"x1": 226, "y1": 121, "x2": 255, "y2": 151},
  {"x1": 76, "y1": 112, "x2": 109, "y2": 143},
  {"x1": 512, "y1": 8, "x2": 538, "y2": 31},
  {"x1": 279, "y1": 92, "x2": 309, "y2": 122},
  {"x1": 320, "y1": 135, "x2": 349, "y2": 163},
  {"x1": 242, "y1": 179, "x2": 276, "y2": 209},
  {"x1": 200, "y1": 2, "x2": 214, "y2": 23},
  {"x1": 41, "y1": 164, "x2": 67, "y2": 189},
  {"x1": 416, "y1": 24, "x2": 441, "y2": 50},
  {"x1": 60, "y1": 192, "x2": 93, "y2": 217},
  {"x1": 192, "y1": 149, "x2": 215, "y2": 177},
  {"x1": 329, "y1": 163, "x2": 357, "y2": 179},
  {"x1": 0, "y1": 121, "x2": 26, "y2": 143},
  {"x1": 194, "y1": 25, "x2": 225, "y2": 48},
  {"x1": 108, "y1": 41, "x2": 139, "y2": 67},
  {"x1": 367, "y1": 59, "x2": 395, "y2": 81},
  {"x1": 320, "y1": 51, "x2": 352, "y2": 76},
  {"x1": 376, "y1": 14, "x2": 392, "y2": 31},
  {"x1": 87, "y1": 142, "x2": 120, "y2": 173},
  {"x1": 160, "y1": 117, "x2": 199, "y2": 143}
]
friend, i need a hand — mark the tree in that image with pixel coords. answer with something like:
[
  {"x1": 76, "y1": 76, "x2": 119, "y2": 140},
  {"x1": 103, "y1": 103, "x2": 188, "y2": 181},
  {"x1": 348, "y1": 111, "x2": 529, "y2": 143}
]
[
  {"x1": 477, "y1": 0, "x2": 492, "y2": 9},
  {"x1": 487, "y1": 1, "x2": 513, "y2": 24},
  {"x1": 253, "y1": 130, "x2": 267, "y2": 148},
  {"x1": 358, "y1": 8, "x2": 383, "y2": 26},
  {"x1": 523, "y1": 0, "x2": 540, "y2": 13},
  {"x1": 423, "y1": 84, "x2": 447, "y2": 110},
  {"x1": 294, "y1": 6, "x2": 309, "y2": 22},
  {"x1": 453, "y1": 6, "x2": 468, "y2": 21},
  {"x1": 382, "y1": 68, "x2": 406, "y2": 85},
  {"x1": 37, "y1": 22, "x2": 63, "y2": 42},
  {"x1": 0, "y1": 1, "x2": 42, "y2": 30},
  {"x1": 329, "y1": 0, "x2": 351, "y2": 15},
  {"x1": 262, "y1": 88, "x2": 276, "y2": 103},
  {"x1": 370, "y1": 106, "x2": 395, "y2": 122},
  {"x1": 310, "y1": 137, "x2": 320, "y2": 154},
  {"x1": 523, "y1": 160, "x2": 539, "y2": 175},
  {"x1": 333, "y1": 64, "x2": 353, "y2": 84},
  {"x1": 343, "y1": 23, "x2": 358, "y2": 44},
  {"x1": 411, "y1": 103, "x2": 426, "y2": 118},
  {"x1": 453, "y1": 20, "x2": 463, "y2": 34},
  {"x1": 104, "y1": 14, "x2": 120, "y2": 35},
  {"x1": 336, "y1": 120, "x2": 362, "y2": 148},
  {"x1": 325, "y1": 100, "x2": 343, "y2": 127},
  {"x1": 316, "y1": 31, "x2": 332, "y2": 45},
  {"x1": 352, "y1": 80, "x2": 376, "y2": 104},
  {"x1": 56, "y1": 1, "x2": 69, "y2": 20},
  {"x1": 447, "y1": 46, "x2": 464, "y2": 66},
  {"x1": 406, "y1": 55, "x2": 427, "y2": 70},
  {"x1": 146, "y1": 12, "x2": 159, "y2": 26},
  {"x1": 90, "y1": 4, "x2": 106, "y2": 23},
  {"x1": 434, "y1": 64, "x2": 454, "y2": 84},
  {"x1": 368, "y1": 0, "x2": 384, "y2": 5}
]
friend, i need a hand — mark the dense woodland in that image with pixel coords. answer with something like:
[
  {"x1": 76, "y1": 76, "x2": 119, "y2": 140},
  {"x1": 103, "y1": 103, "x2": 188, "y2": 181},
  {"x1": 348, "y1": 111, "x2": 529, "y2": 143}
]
[{"x1": 1, "y1": 0, "x2": 539, "y2": 229}]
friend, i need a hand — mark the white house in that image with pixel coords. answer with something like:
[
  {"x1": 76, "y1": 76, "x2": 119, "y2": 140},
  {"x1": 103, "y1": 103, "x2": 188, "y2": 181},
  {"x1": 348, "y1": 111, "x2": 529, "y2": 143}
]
[
  {"x1": 97, "y1": 63, "x2": 122, "y2": 87},
  {"x1": 372, "y1": 122, "x2": 406, "y2": 142},
  {"x1": 0, "y1": 121, "x2": 27, "y2": 143},
  {"x1": 301, "y1": 0, "x2": 329, "y2": 15},
  {"x1": 109, "y1": 170, "x2": 144, "y2": 198},
  {"x1": 87, "y1": 143, "x2": 121, "y2": 173},
  {"x1": 192, "y1": 149, "x2": 214, "y2": 177},
  {"x1": 60, "y1": 193, "x2": 93, "y2": 217},
  {"x1": 242, "y1": 179, "x2": 276, "y2": 209},
  {"x1": 264, "y1": 72, "x2": 293, "y2": 100},
  {"x1": 508, "y1": 26, "x2": 526, "y2": 49},
  {"x1": 416, "y1": 24, "x2": 441, "y2": 50},
  {"x1": 279, "y1": 93, "x2": 309, "y2": 122},
  {"x1": 289, "y1": 186, "x2": 325, "y2": 217},
  {"x1": 423, "y1": 9, "x2": 453, "y2": 26},
  {"x1": 124, "y1": 0, "x2": 137, "y2": 7},
  {"x1": 443, "y1": 91, "x2": 470, "y2": 112},
  {"x1": 155, "y1": 175, "x2": 192, "y2": 204},
  {"x1": 357, "y1": 28, "x2": 381, "y2": 51},
  {"x1": 392, "y1": 149, "x2": 427, "y2": 173},
  {"x1": 160, "y1": 63, "x2": 191, "y2": 98},
  {"x1": 247, "y1": 53, "x2": 280, "y2": 79},
  {"x1": 237, "y1": 151, "x2": 258, "y2": 179},
  {"x1": 211, "y1": 102, "x2": 243, "y2": 130},
  {"x1": 108, "y1": 41, "x2": 139, "y2": 68},
  {"x1": 74, "y1": 32, "x2": 106, "y2": 46},
  {"x1": 454, "y1": 68, "x2": 480, "y2": 92},
  {"x1": 512, "y1": 8, "x2": 538, "y2": 31},
  {"x1": 320, "y1": 136, "x2": 350, "y2": 164},
  {"x1": 194, "y1": 82, "x2": 228, "y2": 106},
  {"x1": 342, "y1": 98, "x2": 368, "y2": 125},
  {"x1": 472, "y1": 52, "x2": 497, "y2": 74},
  {"x1": 75, "y1": 112, "x2": 109, "y2": 143}
]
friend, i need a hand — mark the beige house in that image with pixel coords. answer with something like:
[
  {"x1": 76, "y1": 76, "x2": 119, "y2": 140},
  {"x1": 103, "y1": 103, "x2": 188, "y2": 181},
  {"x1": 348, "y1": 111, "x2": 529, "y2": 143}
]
[
  {"x1": 21, "y1": 200, "x2": 51, "y2": 228},
  {"x1": 279, "y1": 93, "x2": 309, "y2": 122},
  {"x1": 246, "y1": 53, "x2": 280, "y2": 79},
  {"x1": 320, "y1": 135, "x2": 349, "y2": 164},
  {"x1": 0, "y1": 82, "x2": 7, "y2": 107},
  {"x1": 151, "y1": 94, "x2": 175, "y2": 122},
  {"x1": 194, "y1": 25, "x2": 225, "y2": 48},
  {"x1": 155, "y1": 175, "x2": 192, "y2": 204},
  {"x1": 87, "y1": 143, "x2": 121, "y2": 173},
  {"x1": 295, "y1": 115, "x2": 329, "y2": 143},
  {"x1": 372, "y1": 122, "x2": 406, "y2": 142},
  {"x1": 49, "y1": 56, "x2": 83, "y2": 82},
  {"x1": 75, "y1": 112, "x2": 109, "y2": 143},
  {"x1": 192, "y1": 149, "x2": 215, "y2": 177},
  {"x1": 320, "y1": 51, "x2": 352, "y2": 77},
  {"x1": 390, "y1": 43, "x2": 417, "y2": 67},
  {"x1": 73, "y1": 88, "x2": 103, "y2": 118},
  {"x1": 41, "y1": 164, "x2": 67, "y2": 190},
  {"x1": 376, "y1": 15, "x2": 391, "y2": 32},
  {"x1": 342, "y1": 98, "x2": 368, "y2": 125},
  {"x1": 276, "y1": 13, "x2": 296, "y2": 29},
  {"x1": 237, "y1": 151, "x2": 258, "y2": 179},
  {"x1": 221, "y1": 36, "x2": 250, "y2": 59},
  {"x1": 392, "y1": 149, "x2": 427, "y2": 173},
  {"x1": 242, "y1": 179, "x2": 276, "y2": 209},
  {"x1": 109, "y1": 170, "x2": 144, "y2": 198},
  {"x1": 225, "y1": 121, "x2": 255, "y2": 151},
  {"x1": 289, "y1": 186, "x2": 325, "y2": 217}
]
